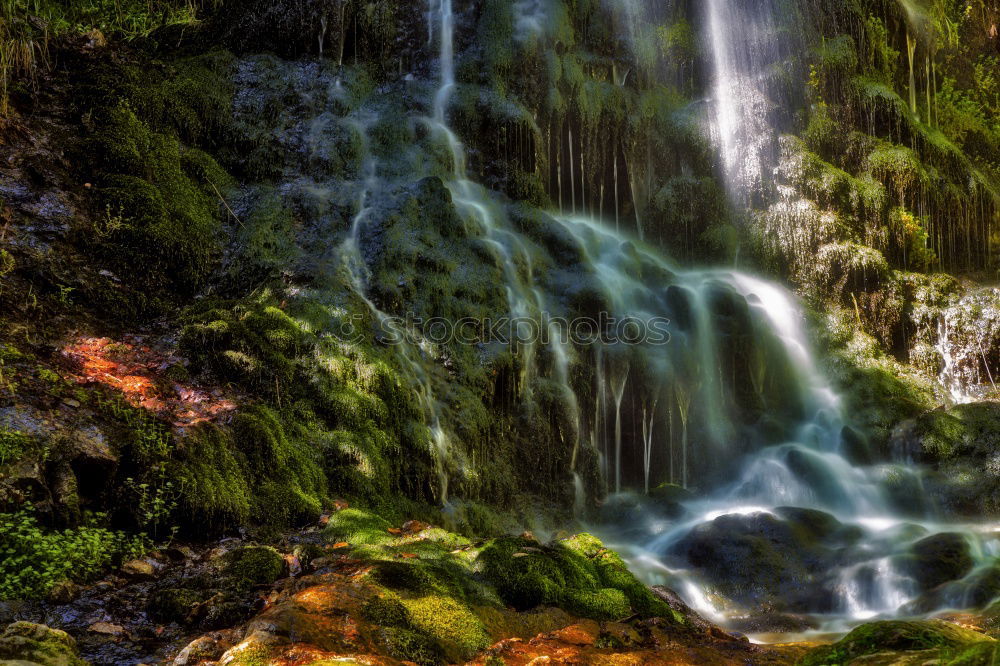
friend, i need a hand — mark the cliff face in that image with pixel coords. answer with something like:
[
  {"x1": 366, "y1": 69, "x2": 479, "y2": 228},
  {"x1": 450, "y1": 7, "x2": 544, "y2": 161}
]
[{"x1": 0, "y1": 0, "x2": 998, "y2": 615}]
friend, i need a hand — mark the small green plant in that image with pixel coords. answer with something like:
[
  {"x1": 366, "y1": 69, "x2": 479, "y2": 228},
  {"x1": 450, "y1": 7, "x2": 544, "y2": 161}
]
[
  {"x1": 95, "y1": 204, "x2": 126, "y2": 238},
  {"x1": 56, "y1": 284, "x2": 74, "y2": 305},
  {"x1": 0, "y1": 428, "x2": 29, "y2": 465},
  {"x1": 36, "y1": 367, "x2": 61, "y2": 387},
  {"x1": 0, "y1": 506, "x2": 148, "y2": 600},
  {"x1": 125, "y1": 463, "x2": 182, "y2": 539},
  {"x1": 0, "y1": 248, "x2": 13, "y2": 296}
]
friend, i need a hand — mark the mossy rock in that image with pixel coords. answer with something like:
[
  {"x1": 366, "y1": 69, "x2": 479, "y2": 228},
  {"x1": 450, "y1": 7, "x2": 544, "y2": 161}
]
[
  {"x1": 322, "y1": 508, "x2": 394, "y2": 546},
  {"x1": 0, "y1": 622, "x2": 86, "y2": 666},
  {"x1": 361, "y1": 595, "x2": 410, "y2": 627},
  {"x1": 399, "y1": 595, "x2": 491, "y2": 663},
  {"x1": 800, "y1": 620, "x2": 994, "y2": 666},
  {"x1": 377, "y1": 626, "x2": 443, "y2": 666},
  {"x1": 221, "y1": 545, "x2": 286, "y2": 588},
  {"x1": 147, "y1": 587, "x2": 204, "y2": 624},
  {"x1": 477, "y1": 534, "x2": 679, "y2": 622}
]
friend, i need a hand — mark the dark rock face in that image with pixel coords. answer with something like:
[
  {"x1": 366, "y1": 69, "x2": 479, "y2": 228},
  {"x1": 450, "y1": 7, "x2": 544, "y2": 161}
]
[
  {"x1": 669, "y1": 511, "x2": 851, "y2": 614},
  {"x1": 890, "y1": 402, "x2": 1000, "y2": 518},
  {"x1": 904, "y1": 532, "x2": 974, "y2": 592}
]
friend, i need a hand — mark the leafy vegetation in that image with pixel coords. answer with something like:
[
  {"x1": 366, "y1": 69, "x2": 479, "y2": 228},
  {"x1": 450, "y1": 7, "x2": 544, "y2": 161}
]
[
  {"x1": 0, "y1": 507, "x2": 147, "y2": 599},
  {"x1": 1, "y1": 0, "x2": 221, "y2": 115}
]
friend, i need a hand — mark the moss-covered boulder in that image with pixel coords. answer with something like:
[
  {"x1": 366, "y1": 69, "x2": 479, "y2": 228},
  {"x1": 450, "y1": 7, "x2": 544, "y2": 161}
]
[
  {"x1": 799, "y1": 620, "x2": 994, "y2": 666},
  {"x1": 221, "y1": 545, "x2": 286, "y2": 588},
  {"x1": 0, "y1": 622, "x2": 86, "y2": 666},
  {"x1": 477, "y1": 533, "x2": 680, "y2": 622}
]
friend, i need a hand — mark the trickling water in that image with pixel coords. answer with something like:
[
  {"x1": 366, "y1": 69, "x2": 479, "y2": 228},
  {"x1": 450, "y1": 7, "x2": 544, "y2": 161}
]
[{"x1": 936, "y1": 288, "x2": 1000, "y2": 403}]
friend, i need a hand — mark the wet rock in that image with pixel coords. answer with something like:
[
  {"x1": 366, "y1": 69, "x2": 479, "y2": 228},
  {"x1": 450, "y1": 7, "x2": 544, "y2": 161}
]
[
  {"x1": 726, "y1": 612, "x2": 818, "y2": 634},
  {"x1": 63, "y1": 426, "x2": 117, "y2": 499},
  {"x1": 0, "y1": 622, "x2": 86, "y2": 666},
  {"x1": 121, "y1": 559, "x2": 156, "y2": 580},
  {"x1": 171, "y1": 630, "x2": 237, "y2": 665},
  {"x1": 650, "y1": 586, "x2": 712, "y2": 632},
  {"x1": 45, "y1": 581, "x2": 79, "y2": 605},
  {"x1": 548, "y1": 621, "x2": 600, "y2": 646},
  {"x1": 903, "y1": 564, "x2": 1000, "y2": 615},
  {"x1": 87, "y1": 622, "x2": 125, "y2": 636},
  {"x1": 163, "y1": 545, "x2": 197, "y2": 562},
  {"x1": 199, "y1": 594, "x2": 256, "y2": 630},
  {"x1": 774, "y1": 506, "x2": 845, "y2": 541},
  {"x1": 147, "y1": 588, "x2": 203, "y2": 625},
  {"x1": 904, "y1": 533, "x2": 974, "y2": 591},
  {"x1": 669, "y1": 511, "x2": 836, "y2": 612}
]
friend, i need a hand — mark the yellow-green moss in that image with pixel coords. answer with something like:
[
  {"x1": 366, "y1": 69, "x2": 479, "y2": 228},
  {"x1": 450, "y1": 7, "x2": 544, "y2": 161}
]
[
  {"x1": 400, "y1": 595, "x2": 491, "y2": 663},
  {"x1": 0, "y1": 621, "x2": 86, "y2": 666},
  {"x1": 221, "y1": 545, "x2": 286, "y2": 588},
  {"x1": 800, "y1": 620, "x2": 994, "y2": 666}
]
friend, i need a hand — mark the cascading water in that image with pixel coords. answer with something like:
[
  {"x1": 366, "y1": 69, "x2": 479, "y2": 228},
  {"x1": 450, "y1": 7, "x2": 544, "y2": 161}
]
[
  {"x1": 241, "y1": 0, "x2": 1000, "y2": 641},
  {"x1": 583, "y1": 0, "x2": 1000, "y2": 638}
]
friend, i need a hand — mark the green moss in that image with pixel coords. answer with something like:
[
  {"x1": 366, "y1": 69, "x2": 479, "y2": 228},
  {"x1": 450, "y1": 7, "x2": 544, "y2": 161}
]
[
  {"x1": 362, "y1": 594, "x2": 410, "y2": 627},
  {"x1": 227, "y1": 188, "x2": 299, "y2": 288},
  {"x1": 224, "y1": 644, "x2": 273, "y2": 666},
  {"x1": 222, "y1": 545, "x2": 286, "y2": 588},
  {"x1": 94, "y1": 105, "x2": 227, "y2": 300},
  {"x1": 322, "y1": 508, "x2": 394, "y2": 546},
  {"x1": 400, "y1": 595, "x2": 491, "y2": 663},
  {"x1": 233, "y1": 406, "x2": 326, "y2": 524},
  {"x1": 477, "y1": 533, "x2": 680, "y2": 623},
  {"x1": 170, "y1": 424, "x2": 252, "y2": 528},
  {"x1": 0, "y1": 621, "x2": 86, "y2": 666},
  {"x1": 378, "y1": 626, "x2": 444, "y2": 666},
  {"x1": 563, "y1": 533, "x2": 680, "y2": 620},
  {"x1": 800, "y1": 620, "x2": 994, "y2": 666}
]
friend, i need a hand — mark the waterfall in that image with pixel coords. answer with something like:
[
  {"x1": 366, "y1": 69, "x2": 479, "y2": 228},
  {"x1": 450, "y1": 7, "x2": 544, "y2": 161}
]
[
  {"x1": 285, "y1": 0, "x2": 1000, "y2": 634},
  {"x1": 702, "y1": 0, "x2": 793, "y2": 201}
]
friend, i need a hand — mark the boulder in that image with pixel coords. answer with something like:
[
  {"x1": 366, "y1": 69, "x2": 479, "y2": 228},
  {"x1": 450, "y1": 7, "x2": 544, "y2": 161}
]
[
  {"x1": 669, "y1": 511, "x2": 837, "y2": 612},
  {"x1": 904, "y1": 533, "x2": 974, "y2": 592},
  {"x1": 220, "y1": 545, "x2": 286, "y2": 587}
]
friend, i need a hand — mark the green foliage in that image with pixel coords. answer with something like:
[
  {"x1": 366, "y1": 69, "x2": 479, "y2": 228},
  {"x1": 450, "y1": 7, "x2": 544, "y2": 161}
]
[
  {"x1": 0, "y1": 427, "x2": 30, "y2": 466},
  {"x1": 0, "y1": 507, "x2": 147, "y2": 600}
]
